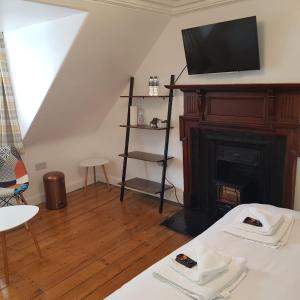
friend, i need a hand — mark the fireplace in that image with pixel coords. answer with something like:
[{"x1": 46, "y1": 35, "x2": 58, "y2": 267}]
[
  {"x1": 190, "y1": 128, "x2": 286, "y2": 218},
  {"x1": 162, "y1": 83, "x2": 300, "y2": 236}
]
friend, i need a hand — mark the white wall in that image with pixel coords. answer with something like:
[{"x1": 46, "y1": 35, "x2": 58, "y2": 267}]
[
  {"x1": 23, "y1": 0, "x2": 170, "y2": 145},
  {"x1": 22, "y1": 133, "x2": 98, "y2": 204},
  {"x1": 95, "y1": 0, "x2": 300, "y2": 207},
  {"x1": 5, "y1": 13, "x2": 87, "y2": 137},
  {"x1": 1, "y1": 0, "x2": 170, "y2": 205}
]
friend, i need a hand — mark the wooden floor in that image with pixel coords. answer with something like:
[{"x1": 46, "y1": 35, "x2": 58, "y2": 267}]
[{"x1": 0, "y1": 184, "x2": 191, "y2": 300}]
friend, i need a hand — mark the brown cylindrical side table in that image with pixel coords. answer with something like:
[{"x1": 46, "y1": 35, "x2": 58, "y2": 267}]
[{"x1": 43, "y1": 171, "x2": 67, "y2": 210}]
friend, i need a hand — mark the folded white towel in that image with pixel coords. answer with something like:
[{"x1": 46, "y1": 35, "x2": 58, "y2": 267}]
[
  {"x1": 153, "y1": 256, "x2": 247, "y2": 300},
  {"x1": 234, "y1": 207, "x2": 284, "y2": 236},
  {"x1": 169, "y1": 243, "x2": 232, "y2": 285},
  {"x1": 224, "y1": 215, "x2": 294, "y2": 248}
]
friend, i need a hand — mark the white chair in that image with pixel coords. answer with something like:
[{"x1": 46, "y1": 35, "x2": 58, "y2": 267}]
[{"x1": 0, "y1": 205, "x2": 41, "y2": 284}]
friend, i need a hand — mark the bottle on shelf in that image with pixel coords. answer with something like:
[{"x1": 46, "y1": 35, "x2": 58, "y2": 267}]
[
  {"x1": 153, "y1": 76, "x2": 159, "y2": 96},
  {"x1": 137, "y1": 108, "x2": 144, "y2": 125},
  {"x1": 130, "y1": 106, "x2": 138, "y2": 125},
  {"x1": 149, "y1": 76, "x2": 154, "y2": 96}
]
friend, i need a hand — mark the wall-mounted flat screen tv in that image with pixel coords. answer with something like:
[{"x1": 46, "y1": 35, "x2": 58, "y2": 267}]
[{"x1": 182, "y1": 16, "x2": 260, "y2": 75}]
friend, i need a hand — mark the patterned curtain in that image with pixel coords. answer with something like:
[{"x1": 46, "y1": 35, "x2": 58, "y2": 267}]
[{"x1": 0, "y1": 32, "x2": 23, "y2": 151}]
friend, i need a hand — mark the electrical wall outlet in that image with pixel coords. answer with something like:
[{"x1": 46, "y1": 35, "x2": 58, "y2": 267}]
[{"x1": 35, "y1": 162, "x2": 47, "y2": 171}]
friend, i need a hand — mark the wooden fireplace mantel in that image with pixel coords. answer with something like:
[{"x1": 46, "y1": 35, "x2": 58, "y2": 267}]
[
  {"x1": 166, "y1": 83, "x2": 300, "y2": 91},
  {"x1": 166, "y1": 83, "x2": 300, "y2": 209}
]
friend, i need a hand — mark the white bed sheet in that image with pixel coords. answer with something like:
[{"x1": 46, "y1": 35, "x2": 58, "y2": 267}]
[{"x1": 106, "y1": 204, "x2": 300, "y2": 300}]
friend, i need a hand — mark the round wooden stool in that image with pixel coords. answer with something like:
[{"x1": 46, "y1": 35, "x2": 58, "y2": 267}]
[{"x1": 80, "y1": 158, "x2": 110, "y2": 192}]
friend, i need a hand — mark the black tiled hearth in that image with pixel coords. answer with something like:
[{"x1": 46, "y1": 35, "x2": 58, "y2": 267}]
[{"x1": 161, "y1": 209, "x2": 216, "y2": 238}]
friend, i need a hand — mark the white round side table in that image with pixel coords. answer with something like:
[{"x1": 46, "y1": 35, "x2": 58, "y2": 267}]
[
  {"x1": 80, "y1": 158, "x2": 110, "y2": 192},
  {"x1": 0, "y1": 205, "x2": 42, "y2": 284}
]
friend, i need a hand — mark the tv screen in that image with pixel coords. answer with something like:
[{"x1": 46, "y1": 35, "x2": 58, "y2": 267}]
[{"x1": 182, "y1": 16, "x2": 260, "y2": 75}]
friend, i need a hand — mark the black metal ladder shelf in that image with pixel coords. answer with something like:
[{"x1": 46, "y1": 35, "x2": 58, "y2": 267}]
[{"x1": 119, "y1": 75, "x2": 175, "y2": 213}]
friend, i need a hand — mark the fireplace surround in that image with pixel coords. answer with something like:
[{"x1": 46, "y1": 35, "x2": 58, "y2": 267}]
[
  {"x1": 162, "y1": 83, "x2": 300, "y2": 236},
  {"x1": 166, "y1": 83, "x2": 300, "y2": 211}
]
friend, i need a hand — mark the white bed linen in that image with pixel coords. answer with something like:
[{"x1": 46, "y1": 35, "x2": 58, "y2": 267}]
[
  {"x1": 105, "y1": 204, "x2": 300, "y2": 300},
  {"x1": 169, "y1": 243, "x2": 232, "y2": 284},
  {"x1": 225, "y1": 214, "x2": 294, "y2": 248}
]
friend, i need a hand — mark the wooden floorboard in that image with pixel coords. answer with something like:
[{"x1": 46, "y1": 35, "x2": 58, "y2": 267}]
[{"x1": 0, "y1": 184, "x2": 191, "y2": 300}]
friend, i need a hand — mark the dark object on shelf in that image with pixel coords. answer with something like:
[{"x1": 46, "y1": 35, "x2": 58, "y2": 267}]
[
  {"x1": 120, "y1": 124, "x2": 173, "y2": 130},
  {"x1": 119, "y1": 75, "x2": 175, "y2": 213},
  {"x1": 119, "y1": 151, "x2": 173, "y2": 163},
  {"x1": 119, "y1": 177, "x2": 172, "y2": 194},
  {"x1": 149, "y1": 118, "x2": 167, "y2": 129},
  {"x1": 120, "y1": 95, "x2": 169, "y2": 99},
  {"x1": 43, "y1": 171, "x2": 67, "y2": 210},
  {"x1": 161, "y1": 209, "x2": 215, "y2": 237}
]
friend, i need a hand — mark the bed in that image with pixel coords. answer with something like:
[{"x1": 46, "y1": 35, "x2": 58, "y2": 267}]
[{"x1": 106, "y1": 203, "x2": 300, "y2": 300}]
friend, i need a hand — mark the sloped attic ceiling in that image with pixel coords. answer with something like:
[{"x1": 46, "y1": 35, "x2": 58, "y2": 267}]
[
  {"x1": 20, "y1": 0, "x2": 170, "y2": 144},
  {"x1": 0, "y1": 0, "x2": 82, "y2": 30},
  {"x1": 2, "y1": 0, "x2": 87, "y2": 139}
]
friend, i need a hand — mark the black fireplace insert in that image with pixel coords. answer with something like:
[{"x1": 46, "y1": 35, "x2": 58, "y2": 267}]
[{"x1": 191, "y1": 129, "x2": 286, "y2": 218}]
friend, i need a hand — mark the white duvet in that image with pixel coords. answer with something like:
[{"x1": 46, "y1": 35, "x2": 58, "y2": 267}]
[{"x1": 106, "y1": 204, "x2": 300, "y2": 300}]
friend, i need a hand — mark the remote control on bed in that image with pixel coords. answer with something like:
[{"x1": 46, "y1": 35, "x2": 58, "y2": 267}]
[
  {"x1": 175, "y1": 254, "x2": 197, "y2": 268},
  {"x1": 243, "y1": 217, "x2": 263, "y2": 227}
]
